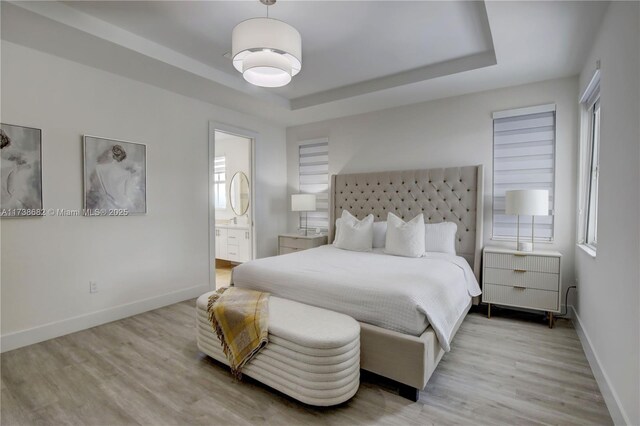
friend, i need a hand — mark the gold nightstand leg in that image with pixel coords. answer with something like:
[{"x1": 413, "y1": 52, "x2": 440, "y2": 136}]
[
  {"x1": 488, "y1": 303, "x2": 491, "y2": 319},
  {"x1": 548, "y1": 312, "x2": 554, "y2": 329}
]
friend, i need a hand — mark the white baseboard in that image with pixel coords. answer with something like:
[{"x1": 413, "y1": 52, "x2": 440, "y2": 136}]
[
  {"x1": 0, "y1": 284, "x2": 209, "y2": 353},
  {"x1": 571, "y1": 306, "x2": 630, "y2": 425}
]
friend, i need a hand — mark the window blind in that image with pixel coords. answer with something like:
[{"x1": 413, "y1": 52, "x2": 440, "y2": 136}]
[
  {"x1": 298, "y1": 139, "x2": 329, "y2": 231},
  {"x1": 492, "y1": 105, "x2": 555, "y2": 240}
]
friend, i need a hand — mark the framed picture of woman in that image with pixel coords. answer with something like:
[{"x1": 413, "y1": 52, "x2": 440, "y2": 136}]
[
  {"x1": 1, "y1": 123, "x2": 43, "y2": 217},
  {"x1": 83, "y1": 135, "x2": 147, "y2": 215}
]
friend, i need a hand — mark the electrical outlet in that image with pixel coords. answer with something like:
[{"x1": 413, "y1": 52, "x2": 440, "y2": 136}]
[{"x1": 89, "y1": 281, "x2": 98, "y2": 293}]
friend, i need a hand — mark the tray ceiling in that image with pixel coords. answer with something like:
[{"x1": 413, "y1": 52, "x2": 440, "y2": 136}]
[
  {"x1": 2, "y1": 1, "x2": 608, "y2": 125},
  {"x1": 63, "y1": 1, "x2": 495, "y2": 104}
]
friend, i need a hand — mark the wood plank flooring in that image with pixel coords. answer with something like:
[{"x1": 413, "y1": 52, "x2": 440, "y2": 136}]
[
  {"x1": 215, "y1": 266, "x2": 233, "y2": 288},
  {"x1": 1, "y1": 302, "x2": 612, "y2": 425}
]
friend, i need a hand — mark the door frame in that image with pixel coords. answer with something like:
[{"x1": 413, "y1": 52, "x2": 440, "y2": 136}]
[{"x1": 208, "y1": 121, "x2": 258, "y2": 290}]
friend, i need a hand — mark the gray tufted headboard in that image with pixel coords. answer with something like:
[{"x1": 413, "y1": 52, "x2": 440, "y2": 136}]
[{"x1": 329, "y1": 165, "x2": 484, "y2": 279}]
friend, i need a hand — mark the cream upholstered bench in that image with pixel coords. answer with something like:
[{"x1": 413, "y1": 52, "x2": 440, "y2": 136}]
[{"x1": 196, "y1": 292, "x2": 360, "y2": 406}]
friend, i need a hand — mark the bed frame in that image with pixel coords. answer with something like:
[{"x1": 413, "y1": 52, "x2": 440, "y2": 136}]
[{"x1": 329, "y1": 165, "x2": 484, "y2": 400}]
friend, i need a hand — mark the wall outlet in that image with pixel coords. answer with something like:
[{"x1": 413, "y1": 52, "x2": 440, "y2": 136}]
[{"x1": 89, "y1": 281, "x2": 98, "y2": 293}]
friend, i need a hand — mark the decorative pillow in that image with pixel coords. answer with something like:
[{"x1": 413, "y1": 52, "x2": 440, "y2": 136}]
[
  {"x1": 333, "y1": 211, "x2": 374, "y2": 252},
  {"x1": 424, "y1": 221, "x2": 458, "y2": 254},
  {"x1": 384, "y1": 213, "x2": 426, "y2": 258},
  {"x1": 372, "y1": 221, "x2": 387, "y2": 248},
  {"x1": 334, "y1": 217, "x2": 343, "y2": 242}
]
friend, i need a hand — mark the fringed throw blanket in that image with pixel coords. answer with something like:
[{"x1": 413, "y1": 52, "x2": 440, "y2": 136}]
[{"x1": 207, "y1": 287, "x2": 269, "y2": 377}]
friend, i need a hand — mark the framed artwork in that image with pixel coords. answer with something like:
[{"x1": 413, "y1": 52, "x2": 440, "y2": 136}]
[
  {"x1": 1, "y1": 123, "x2": 43, "y2": 217},
  {"x1": 83, "y1": 135, "x2": 147, "y2": 215}
]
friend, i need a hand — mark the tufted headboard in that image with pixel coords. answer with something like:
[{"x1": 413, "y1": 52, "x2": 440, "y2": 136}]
[{"x1": 329, "y1": 165, "x2": 484, "y2": 279}]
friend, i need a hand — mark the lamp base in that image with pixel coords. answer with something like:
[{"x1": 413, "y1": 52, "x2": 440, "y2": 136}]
[{"x1": 517, "y1": 242, "x2": 533, "y2": 252}]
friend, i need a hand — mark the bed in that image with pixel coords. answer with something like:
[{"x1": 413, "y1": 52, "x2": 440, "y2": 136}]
[{"x1": 233, "y1": 165, "x2": 484, "y2": 400}]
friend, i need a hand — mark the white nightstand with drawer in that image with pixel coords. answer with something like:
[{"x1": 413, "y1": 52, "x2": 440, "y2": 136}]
[
  {"x1": 278, "y1": 234, "x2": 327, "y2": 255},
  {"x1": 482, "y1": 246, "x2": 561, "y2": 328}
]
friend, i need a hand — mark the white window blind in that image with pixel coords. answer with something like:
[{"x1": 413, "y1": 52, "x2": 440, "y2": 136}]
[
  {"x1": 298, "y1": 139, "x2": 329, "y2": 231},
  {"x1": 214, "y1": 156, "x2": 226, "y2": 209},
  {"x1": 492, "y1": 104, "x2": 555, "y2": 240}
]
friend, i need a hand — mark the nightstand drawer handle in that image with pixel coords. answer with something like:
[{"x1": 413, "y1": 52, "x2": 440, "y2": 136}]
[
  {"x1": 513, "y1": 285, "x2": 526, "y2": 290},
  {"x1": 513, "y1": 253, "x2": 527, "y2": 257},
  {"x1": 513, "y1": 269, "x2": 527, "y2": 273}
]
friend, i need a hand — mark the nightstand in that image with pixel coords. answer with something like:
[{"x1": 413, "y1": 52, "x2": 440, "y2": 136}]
[
  {"x1": 482, "y1": 246, "x2": 562, "y2": 328},
  {"x1": 278, "y1": 233, "x2": 327, "y2": 255}
]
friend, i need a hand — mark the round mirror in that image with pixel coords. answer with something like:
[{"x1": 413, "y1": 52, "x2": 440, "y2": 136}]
[{"x1": 229, "y1": 171, "x2": 250, "y2": 216}]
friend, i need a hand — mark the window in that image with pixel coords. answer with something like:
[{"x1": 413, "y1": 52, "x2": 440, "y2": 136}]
[
  {"x1": 492, "y1": 104, "x2": 555, "y2": 240},
  {"x1": 585, "y1": 100, "x2": 600, "y2": 246},
  {"x1": 298, "y1": 138, "x2": 329, "y2": 232},
  {"x1": 214, "y1": 156, "x2": 226, "y2": 209},
  {"x1": 580, "y1": 71, "x2": 601, "y2": 250}
]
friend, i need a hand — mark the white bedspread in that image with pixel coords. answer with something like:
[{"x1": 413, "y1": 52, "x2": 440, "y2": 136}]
[{"x1": 232, "y1": 245, "x2": 481, "y2": 352}]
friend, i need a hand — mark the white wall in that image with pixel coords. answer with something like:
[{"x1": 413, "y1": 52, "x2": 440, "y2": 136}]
[
  {"x1": 0, "y1": 41, "x2": 287, "y2": 350},
  {"x1": 287, "y1": 76, "x2": 580, "y2": 304},
  {"x1": 214, "y1": 133, "x2": 251, "y2": 222},
  {"x1": 574, "y1": 3, "x2": 640, "y2": 425}
]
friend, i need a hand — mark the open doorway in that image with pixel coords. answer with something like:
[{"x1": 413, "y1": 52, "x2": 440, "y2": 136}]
[{"x1": 210, "y1": 126, "x2": 255, "y2": 289}]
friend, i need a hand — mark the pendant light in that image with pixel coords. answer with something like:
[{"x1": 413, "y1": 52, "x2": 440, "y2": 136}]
[{"x1": 231, "y1": 0, "x2": 302, "y2": 88}]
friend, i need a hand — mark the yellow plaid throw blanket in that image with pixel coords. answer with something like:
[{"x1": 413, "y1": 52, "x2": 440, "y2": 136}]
[{"x1": 207, "y1": 287, "x2": 269, "y2": 377}]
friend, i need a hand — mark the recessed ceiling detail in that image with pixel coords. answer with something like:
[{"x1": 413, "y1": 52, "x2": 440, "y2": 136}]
[
  {"x1": 2, "y1": 1, "x2": 609, "y2": 125},
  {"x1": 55, "y1": 0, "x2": 497, "y2": 106}
]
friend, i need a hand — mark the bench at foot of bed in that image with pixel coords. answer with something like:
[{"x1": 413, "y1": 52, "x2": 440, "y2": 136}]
[{"x1": 196, "y1": 292, "x2": 361, "y2": 407}]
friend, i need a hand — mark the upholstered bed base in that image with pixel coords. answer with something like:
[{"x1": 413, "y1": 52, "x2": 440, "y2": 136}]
[
  {"x1": 327, "y1": 165, "x2": 483, "y2": 399},
  {"x1": 359, "y1": 300, "x2": 471, "y2": 399}
]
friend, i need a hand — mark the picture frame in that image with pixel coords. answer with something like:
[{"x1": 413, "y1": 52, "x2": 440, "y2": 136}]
[
  {"x1": 1, "y1": 123, "x2": 43, "y2": 217},
  {"x1": 83, "y1": 135, "x2": 147, "y2": 216}
]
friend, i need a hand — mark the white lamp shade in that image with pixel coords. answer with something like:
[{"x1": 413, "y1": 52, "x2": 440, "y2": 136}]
[
  {"x1": 505, "y1": 190, "x2": 549, "y2": 216},
  {"x1": 241, "y1": 50, "x2": 292, "y2": 88},
  {"x1": 232, "y1": 18, "x2": 302, "y2": 88},
  {"x1": 291, "y1": 194, "x2": 316, "y2": 212}
]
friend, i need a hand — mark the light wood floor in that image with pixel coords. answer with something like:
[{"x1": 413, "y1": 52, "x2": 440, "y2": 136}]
[
  {"x1": 215, "y1": 260, "x2": 234, "y2": 288},
  {"x1": 1, "y1": 302, "x2": 611, "y2": 425}
]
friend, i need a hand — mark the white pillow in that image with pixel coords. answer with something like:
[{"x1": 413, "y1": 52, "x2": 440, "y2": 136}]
[
  {"x1": 372, "y1": 221, "x2": 387, "y2": 248},
  {"x1": 333, "y1": 211, "x2": 374, "y2": 252},
  {"x1": 334, "y1": 217, "x2": 343, "y2": 242},
  {"x1": 333, "y1": 213, "x2": 372, "y2": 241},
  {"x1": 384, "y1": 213, "x2": 426, "y2": 258},
  {"x1": 424, "y1": 222, "x2": 458, "y2": 254}
]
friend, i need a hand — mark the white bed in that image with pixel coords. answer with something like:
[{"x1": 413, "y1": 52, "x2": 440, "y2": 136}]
[
  {"x1": 234, "y1": 165, "x2": 484, "y2": 400},
  {"x1": 233, "y1": 245, "x2": 481, "y2": 352}
]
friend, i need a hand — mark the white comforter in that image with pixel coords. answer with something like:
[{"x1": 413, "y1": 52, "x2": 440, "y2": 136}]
[{"x1": 232, "y1": 245, "x2": 481, "y2": 352}]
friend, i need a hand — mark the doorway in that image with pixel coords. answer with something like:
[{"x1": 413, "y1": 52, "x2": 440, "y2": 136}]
[{"x1": 209, "y1": 124, "x2": 256, "y2": 290}]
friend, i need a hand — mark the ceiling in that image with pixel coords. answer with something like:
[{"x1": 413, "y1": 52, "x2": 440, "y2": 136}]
[
  {"x1": 2, "y1": 1, "x2": 609, "y2": 126},
  {"x1": 62, "y1": 1, "x2": 495, "y2": 102}
]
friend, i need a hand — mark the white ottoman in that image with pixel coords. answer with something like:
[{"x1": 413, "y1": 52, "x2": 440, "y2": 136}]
[{"x1": 196, "y1": 292, "x2": 360, "y2": 406}]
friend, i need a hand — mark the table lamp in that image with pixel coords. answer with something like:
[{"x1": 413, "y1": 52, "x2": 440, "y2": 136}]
[
  {"x1": 505, "y1": 189, "x2": 549, "y2": 252},
  {"x1": 291, "y1": 194, "x2": 316, "y2": 236}
]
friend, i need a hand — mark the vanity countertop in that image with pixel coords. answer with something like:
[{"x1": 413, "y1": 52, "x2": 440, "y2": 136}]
[{"x1": 215, "y1": 223, "x2": 249, "y2": 230}]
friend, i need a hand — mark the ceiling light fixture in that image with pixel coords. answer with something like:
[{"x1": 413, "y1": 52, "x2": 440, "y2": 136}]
[{"x1": 231, "y1": 0, "x2": 302, "y2": 88}]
